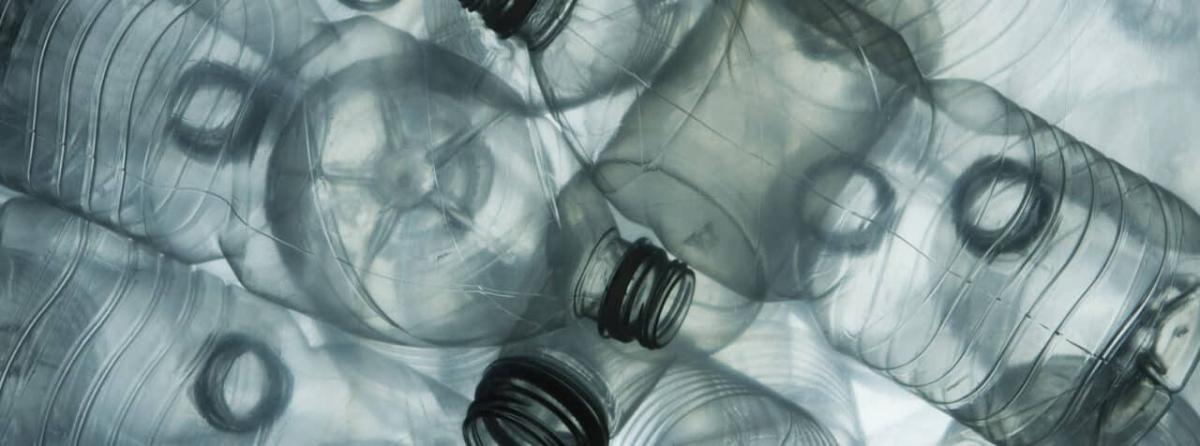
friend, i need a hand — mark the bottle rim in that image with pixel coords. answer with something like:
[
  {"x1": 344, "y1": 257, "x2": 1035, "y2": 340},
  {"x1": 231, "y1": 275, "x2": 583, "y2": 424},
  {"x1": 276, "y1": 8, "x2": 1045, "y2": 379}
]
[
  {"x1": 598, "y1": 238, "x2": 695, "y2": 349},
  {"x1": 465, "y1": 356, "x2": 609, "y2": 446}
]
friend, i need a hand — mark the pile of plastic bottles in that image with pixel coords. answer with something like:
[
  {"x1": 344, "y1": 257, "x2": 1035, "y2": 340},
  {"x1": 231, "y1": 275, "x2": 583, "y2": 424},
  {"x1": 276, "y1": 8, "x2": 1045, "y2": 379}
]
[{"x1": 2, "y1": 0, "x2": 1200, "y2": 444}]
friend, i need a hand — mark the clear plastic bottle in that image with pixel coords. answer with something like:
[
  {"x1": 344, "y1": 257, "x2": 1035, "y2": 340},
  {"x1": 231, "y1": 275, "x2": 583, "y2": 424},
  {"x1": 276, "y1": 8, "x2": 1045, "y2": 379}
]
[
  {"x1": 462, "y1": 324, "x2": 677, "y2": 445},
  {"x1": 615, "y1": 304, "x2": 864, "y2": 445},
  {"x1": 0, "y1": 198, "x2": 468, "y2": 444},
  {"x1": 461, "y1": 275, "x2": 757, "y2": 444},
  {"x1": 1, "y1": 3, "x2": 699, "y2": 349},
  {"x1": 614, "y1": 358, "x2": 841, "y2": 446},
  {"x1": 710, "y1": 304, "x2": 865, "y2": 446},
  {"x1": 0, "y1": 0, "x2": 273, "y2": 261},
  {"x1": 462, "y1": 0, "x2": 1200, "y2": 443}
]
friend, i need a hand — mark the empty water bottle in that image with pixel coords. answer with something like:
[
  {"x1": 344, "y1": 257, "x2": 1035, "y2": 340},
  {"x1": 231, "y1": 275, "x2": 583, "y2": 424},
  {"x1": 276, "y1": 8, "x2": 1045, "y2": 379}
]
[
  {"x1": 0, "y1": 198, "x2": 468, "y2": 444},
  {"x1": 462, "y1": 0, "x2": 1200, "y2": 443},
  {"x1": 616, "y1": 303, "x2": 865, "y2": 445},
  {"x1": 615, "y1": 359, "x2": 840, "y2": 445},
  {"x1": 0, "y1": 0, "x2": 276, "y2": 261},
  {"x1": 463, "y1": 323, "x2": 678, "y2": 445},
  {"x1": 0, "y1": 1, "x2": 701, "y2": 349},
  {"x1": 230, "y1": 18, "x2": 697, "y2": 348}
]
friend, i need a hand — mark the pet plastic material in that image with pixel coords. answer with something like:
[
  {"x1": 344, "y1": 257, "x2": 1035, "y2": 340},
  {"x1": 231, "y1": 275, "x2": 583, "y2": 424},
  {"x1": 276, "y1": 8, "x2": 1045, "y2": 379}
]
[
  {"x1": 462, "y1": 324, "x2": 677, "y2": 445},
  {"x1": 0, "y1": 2, "x2": 698, "y2": 348},
  {"x1": 0, "y1": 198, "x2": 468, "y2": 444},
  {"x1": 462, "y1": 0, "x2": 1200, "y2": 443},
  {"x1": 616, "y1": 304, "x2": 865, "y2": 445}
]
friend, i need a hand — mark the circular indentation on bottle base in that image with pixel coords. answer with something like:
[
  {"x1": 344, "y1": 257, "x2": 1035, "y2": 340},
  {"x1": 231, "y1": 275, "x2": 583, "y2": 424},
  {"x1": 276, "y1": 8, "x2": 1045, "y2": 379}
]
[
  {"x1": 952, "y1": 156, "x2": 1053, "y2": 255},
  {"x1": 193, "y1": 334, "x2": 292, "y2": 433},
  {"x1": 167, "y1": 62, "x2": 255, "y2": 162},
  {"x1": 798, "y1": 157, "x2": 896, "y2": 253}
]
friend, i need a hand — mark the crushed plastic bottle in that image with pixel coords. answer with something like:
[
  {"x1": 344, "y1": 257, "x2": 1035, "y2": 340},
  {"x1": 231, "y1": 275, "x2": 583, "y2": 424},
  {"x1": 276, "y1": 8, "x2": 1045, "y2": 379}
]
[
  {"x1": 711, "y1": 304, "x2": 866, "y2": 446},
  {"x1": 0, "y1": 198, "x2": 468, "y2": 444},
  {"x1": 461, "y1": 0, "x2": 1200, "y2": 443},
  {"x1": 1, "y1": 2, "x2": 701, "y2": 349}
]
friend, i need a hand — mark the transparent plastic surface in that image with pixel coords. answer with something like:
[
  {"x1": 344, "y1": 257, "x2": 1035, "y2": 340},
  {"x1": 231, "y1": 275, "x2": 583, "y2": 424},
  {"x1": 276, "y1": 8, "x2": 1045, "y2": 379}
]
[
  {"x1": 462, "y1": 0, "x2": 1200, "y2": 443},
  {"x1": 0, "y1": 198, "x2": 468, "y2": 444},
  {"x1": 462, "y1": 324, "x2": 677, "y2": 445},
  {"x1": 616, "y1": 304, "x2": 864, "y2": 445},
  {"x1": 615, "y1": 357, "x2": 840, "y2": 446},
  {"x1": 712, "y1": 305, "x2": 866, "y2": 446},
  {"x1": 0, "y1": 1, "x2": 697, "y2": 348},
  {"x1": 854, "y1": 0, "x2": 1200, "y2": 122}
]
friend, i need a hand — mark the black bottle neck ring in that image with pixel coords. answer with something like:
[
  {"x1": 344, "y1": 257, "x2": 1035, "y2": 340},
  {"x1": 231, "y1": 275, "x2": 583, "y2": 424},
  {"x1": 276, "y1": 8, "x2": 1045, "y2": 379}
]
[
  {"x1": 597, "y1": 238, "x2": 695, "y2": 350},
  {"x1": 465, "y1": 356, "x2": 609, "y2": 446}
]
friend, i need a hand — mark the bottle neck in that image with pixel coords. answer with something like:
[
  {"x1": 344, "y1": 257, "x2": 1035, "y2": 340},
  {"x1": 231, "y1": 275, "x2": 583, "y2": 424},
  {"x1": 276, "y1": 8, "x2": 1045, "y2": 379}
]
[
  {"x1": 574, "y1": 230, "x2": 695, "y2": 350},
  {"x1": 458, "y1": 0, "x2": 575, "y2": 49},
  {"x1": 464, "y1": 356, "x2": 609, "y2": 445}
]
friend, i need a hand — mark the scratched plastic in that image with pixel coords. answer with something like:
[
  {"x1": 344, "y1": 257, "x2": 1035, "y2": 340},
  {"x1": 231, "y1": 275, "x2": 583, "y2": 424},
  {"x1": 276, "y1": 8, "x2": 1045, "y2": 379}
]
[
  {"x1": 0, "y1": 1, "x2": 704, "y2": 349},
  {"x1": 0, "y1": 198, "x2": 469, "y2": 444},
  {"x1": 461, "y1": 0, "x2": 1200, "y2": 443},
  {"x1": 614, "y1": 359, "x2": 839, "y2": 446}
]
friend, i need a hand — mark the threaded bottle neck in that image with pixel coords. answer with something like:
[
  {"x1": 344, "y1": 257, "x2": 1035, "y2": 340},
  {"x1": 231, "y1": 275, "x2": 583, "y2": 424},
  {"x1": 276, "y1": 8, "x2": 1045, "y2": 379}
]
[
  {"x1": 464, "y1": 356, "x2": 609, "y2": 446},
  {"x1": 575, "y1": 231, "x2": 695, "y2": 350}
]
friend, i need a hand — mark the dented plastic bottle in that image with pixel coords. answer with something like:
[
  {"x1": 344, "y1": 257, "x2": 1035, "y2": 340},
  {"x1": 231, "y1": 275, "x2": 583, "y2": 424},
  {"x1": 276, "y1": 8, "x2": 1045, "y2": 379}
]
[
  {"x1": 0, "y1": 198, "x2": 468, "y2": 444},
  {"x1": 615, "y1": 359, "x2": 841, "y2": 446},
  {"x1": 462, "y1": 0, "x2": 1200, "y2": 443},
  {"x1": 225, "y1": 17, "x2": 699, "y2": 348},
  {"x1": 0, "y1": 2, "x2": 700, "y2": 349}
]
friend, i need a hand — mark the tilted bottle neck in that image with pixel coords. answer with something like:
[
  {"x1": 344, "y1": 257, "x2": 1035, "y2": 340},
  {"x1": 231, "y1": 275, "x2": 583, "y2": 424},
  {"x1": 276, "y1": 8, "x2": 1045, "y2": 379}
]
[
  {"x1": 458, "y1": 0, "x2": 575, "y2": 49},
  {"x1": 464, "y1": 356, "x2": 609, "y2": 445},
  {"x1": 573, "y1": 230, "x2": 695, "y2": 350}
]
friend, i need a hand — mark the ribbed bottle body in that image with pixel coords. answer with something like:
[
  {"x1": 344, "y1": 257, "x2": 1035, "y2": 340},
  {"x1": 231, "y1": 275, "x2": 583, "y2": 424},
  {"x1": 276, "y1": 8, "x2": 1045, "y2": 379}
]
[
  {"x1": 515, "y1": 0, "x2": 1200, "y2": 443},
  {"x1": 0, "y1": 0, "x2": 651, "y2": 348},
  {"x1": 0, "y1": 198, "x2": 469, "y2": 444},
  {"x1": 617, "y1": 359, "x2": 840, "y2": 446}
]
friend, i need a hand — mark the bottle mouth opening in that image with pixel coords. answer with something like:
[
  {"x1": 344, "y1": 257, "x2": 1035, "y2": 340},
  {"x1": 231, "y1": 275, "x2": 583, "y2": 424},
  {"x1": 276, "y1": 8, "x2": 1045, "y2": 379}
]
[
  {"x1": 465, "y1": 357, "x2": 608, "y2": 446},
  {"x1": 598, "y1": 238, "x2": 695, "y2": 349}
]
